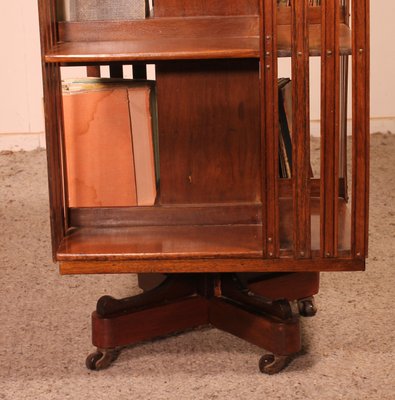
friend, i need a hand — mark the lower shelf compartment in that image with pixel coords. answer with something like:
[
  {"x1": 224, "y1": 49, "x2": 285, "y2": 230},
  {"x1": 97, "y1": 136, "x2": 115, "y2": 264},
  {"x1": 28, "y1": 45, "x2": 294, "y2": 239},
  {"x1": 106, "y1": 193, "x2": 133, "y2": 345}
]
[
  {"x1": 57, "y1": 198, "x2": 351, "y2": 263},
  {"x1": 57, "y1": 224, "x2": 263, "y2": 261}
]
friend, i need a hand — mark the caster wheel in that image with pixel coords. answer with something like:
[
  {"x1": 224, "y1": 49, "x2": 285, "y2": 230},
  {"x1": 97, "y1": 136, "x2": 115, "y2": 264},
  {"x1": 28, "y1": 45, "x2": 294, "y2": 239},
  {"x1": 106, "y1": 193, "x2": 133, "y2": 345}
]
[
  {"x1": 259, "y1": 354, "x2": 290, "y2": 375},
  {"x1": 298, "y1": 297, "x2": 317, "y2": 317},
  {"x1": 85, "y1": 349, "x2": 118, "y2": 371}
]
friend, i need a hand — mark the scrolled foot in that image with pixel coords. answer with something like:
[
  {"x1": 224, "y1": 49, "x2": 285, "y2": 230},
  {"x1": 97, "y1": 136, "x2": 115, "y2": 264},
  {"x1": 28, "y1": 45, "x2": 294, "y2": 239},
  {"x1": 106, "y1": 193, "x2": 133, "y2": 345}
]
[
  {"x1": 85, "y1": 348, "x2": 118, "y2": 371},
  {"x1": 298, "y1": 297, "x2": 317, "y2": 317},
  {"x1": 259, "y1": 354, "x2": 291, "y2": 375}
]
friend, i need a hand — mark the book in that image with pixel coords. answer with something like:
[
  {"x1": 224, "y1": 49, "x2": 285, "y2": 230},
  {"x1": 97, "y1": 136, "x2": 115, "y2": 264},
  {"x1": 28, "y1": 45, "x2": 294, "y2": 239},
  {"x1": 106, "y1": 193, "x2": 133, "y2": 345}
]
[
  {"x1": 62, "y1": 78, "x2": 158, "y2": 207},
  {"x1": 277, "y1": 78, "x2": 314, "y2": 179},
  {"x1": 278, "y1": 78, "x2": 293, "y2": 178},
  {"x1": 57, "y1": 0, "x2": 148, "y2": 21}
]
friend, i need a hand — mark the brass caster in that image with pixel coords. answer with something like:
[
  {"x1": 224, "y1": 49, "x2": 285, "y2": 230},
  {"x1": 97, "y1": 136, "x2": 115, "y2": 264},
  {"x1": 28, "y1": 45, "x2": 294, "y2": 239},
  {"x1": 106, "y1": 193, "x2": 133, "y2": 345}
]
[
  {"x1": 259, "y1": 354, "x2": 290, "y2": 375},
  {"x1": 298, "y1": 297, "x2": 317, "y2": 317},
  {"x1": 85, "y1": 348, "x2": 118, "y2": 371}
]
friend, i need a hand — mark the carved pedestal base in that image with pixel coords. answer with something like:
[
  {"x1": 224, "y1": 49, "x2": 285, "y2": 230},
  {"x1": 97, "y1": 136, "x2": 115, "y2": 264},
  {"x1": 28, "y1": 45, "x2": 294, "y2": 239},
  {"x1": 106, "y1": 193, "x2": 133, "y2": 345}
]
[{"x1": 86, "y1": 273, "x2": 318, "y2": 374}]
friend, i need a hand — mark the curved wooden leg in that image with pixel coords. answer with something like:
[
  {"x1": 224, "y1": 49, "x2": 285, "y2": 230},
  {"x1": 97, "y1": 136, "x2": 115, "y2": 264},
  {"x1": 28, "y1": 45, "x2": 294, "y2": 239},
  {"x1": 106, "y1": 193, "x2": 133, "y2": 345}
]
[
  {"x1": 86, "y1": 348, "x2": 119, "y2": 371},
  {"x1": 259, "y1": 354, "x2": 292, "y2": 375},
  {"x1": 298, "y1": 296, "x2": 317, "y2": 317},
  {"x1": 97, "y1": 274, "x2": 197, "y2": 317},
  {"x1": 220, "y1": 274, "x2": 294, "y2": 320}
]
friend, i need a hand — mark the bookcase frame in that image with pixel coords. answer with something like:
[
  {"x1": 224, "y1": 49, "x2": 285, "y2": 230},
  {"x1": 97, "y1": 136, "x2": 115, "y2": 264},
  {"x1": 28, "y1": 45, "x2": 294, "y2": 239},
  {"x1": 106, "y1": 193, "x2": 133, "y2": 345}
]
[
  {"x1": 38, "y1": 0, "x2": 369, "y2": 373},
  {"x1": 38, "y1": 0, "x2": 369, "y2": 274}
]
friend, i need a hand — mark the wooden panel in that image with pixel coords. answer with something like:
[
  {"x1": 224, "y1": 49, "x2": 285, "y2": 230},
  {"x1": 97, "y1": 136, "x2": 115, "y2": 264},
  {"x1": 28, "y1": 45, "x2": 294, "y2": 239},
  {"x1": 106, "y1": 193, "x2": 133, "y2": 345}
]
[
  {"x1": 291, "y1": 0, "x2": 311, "y2": 259},
  {"x1": 60, "y1": 257, "x2": 364, "y2": 275},
  {"x1": 154, "y1": 0, "x2": 259, "y2": 17},
  {"x1": 58, "y1": 17, "x2": 259, "y2": 42},
  {"x1": 69, "y1": 204, "x2": 262, "y2": 227},
  {"x1": 156, "y1": 59, "x2": 261, "y2": 204},
  {"x1": 260, "y1": 0, "x2": 279, "y2": 258},
  {"x1": 351, "y1": 0, "x2": 370, "y2": 258},
  {"x1": 320, "y1": 0, "x2": 341, "y2": 257}
]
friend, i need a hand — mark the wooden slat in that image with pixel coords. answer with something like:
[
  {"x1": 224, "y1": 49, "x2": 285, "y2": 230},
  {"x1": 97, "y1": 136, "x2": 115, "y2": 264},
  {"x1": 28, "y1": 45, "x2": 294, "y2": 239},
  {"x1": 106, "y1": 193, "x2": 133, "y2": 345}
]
[
  {"x1": 339, "y1": 0, "x2": 351, "y2": 201},
  {"x1": 38, "y1": 0, "x2": 67, "y2": 260},
  {"x1": 59, "y1": 257, "x2": 364, "y2": 275},
  {"x1": 69, "y1": 204, "x2": 262, "y2": 228},
  {"x1": 291, "y1": 0, "x2": 311, "y2": 259},
  {"x1": 154, "y1": 0, "x2": 259, "y2": 16},
  {"x1": 339, "y1": 55, "x2": 349, "y2": 201},
  {"x1": 86, "y1": 65, "x2": 101, "y2": 77},
  {"x1": 351, "y1": 0, "x2": 370, "y2": 258},
  {"x1": 260, "y1": 0, "x2": 279, "y2": 258},
  {"x1": 320, "y1": 0, "x2": 340, "y2": 257}
]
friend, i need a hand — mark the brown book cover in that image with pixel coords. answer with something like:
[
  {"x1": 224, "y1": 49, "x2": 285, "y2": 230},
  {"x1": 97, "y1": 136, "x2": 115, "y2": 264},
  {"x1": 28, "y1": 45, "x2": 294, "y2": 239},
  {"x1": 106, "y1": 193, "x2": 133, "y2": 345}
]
[{"x1": 62, "y1": 78, "x2": 157, "y2": 207}]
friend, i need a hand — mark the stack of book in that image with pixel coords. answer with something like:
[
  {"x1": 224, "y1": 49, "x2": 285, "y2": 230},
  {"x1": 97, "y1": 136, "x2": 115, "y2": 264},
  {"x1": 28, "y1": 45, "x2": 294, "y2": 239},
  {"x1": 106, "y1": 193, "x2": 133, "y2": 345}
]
[{"x1": 62, "y1": 78, "x2": 159, "y2": 207}]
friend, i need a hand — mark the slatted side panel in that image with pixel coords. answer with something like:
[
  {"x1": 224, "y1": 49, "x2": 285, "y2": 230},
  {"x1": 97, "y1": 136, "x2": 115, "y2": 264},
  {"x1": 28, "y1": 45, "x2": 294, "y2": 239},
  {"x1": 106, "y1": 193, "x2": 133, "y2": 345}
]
[
  {"x1": 260, "y1": 0, "x2": 279, "y2": 258},
  {"x1": 291, "y1": 0, "x2": 311, "y2": 259},
  {"x1": 38, "y1": 0, "x2": 67, "y2": 260},
  {"x1": 339, "y1": 1, "x2": 349, "y2": 202},
  {"x1": 320, "y1": 0, "x2": 340, "y2": 258},
  {"x1": 351, "y1": 0, "x2": 370, "y2": 258}
]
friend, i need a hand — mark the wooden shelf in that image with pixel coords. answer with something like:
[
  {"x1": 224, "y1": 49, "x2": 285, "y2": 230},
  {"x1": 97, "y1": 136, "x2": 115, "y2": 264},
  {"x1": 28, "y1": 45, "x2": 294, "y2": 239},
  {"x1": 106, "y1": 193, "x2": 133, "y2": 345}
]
[
  {"x1": 57, "y1": 225, "x2": 264, "y2": 261},
  {"x1": 44, "y1": 17, "x2": 351, "y2": 63},
  {"x1": 56, "y1": 198, "x2": 351, "y2": 263},
  {"x1": 45, "y1": 37, "x2": 259, "y2": 63}
]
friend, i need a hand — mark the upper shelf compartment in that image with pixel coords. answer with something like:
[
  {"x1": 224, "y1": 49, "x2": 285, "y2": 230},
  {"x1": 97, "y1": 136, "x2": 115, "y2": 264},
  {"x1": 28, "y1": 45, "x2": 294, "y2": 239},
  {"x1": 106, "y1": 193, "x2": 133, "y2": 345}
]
[{"x1": 44, "y1": 11, "x2": 351, "y2": 63}]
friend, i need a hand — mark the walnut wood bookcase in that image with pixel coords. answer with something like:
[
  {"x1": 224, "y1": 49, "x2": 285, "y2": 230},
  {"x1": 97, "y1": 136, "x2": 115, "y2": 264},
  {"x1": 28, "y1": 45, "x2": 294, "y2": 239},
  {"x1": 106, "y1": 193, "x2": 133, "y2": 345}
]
[{"x1": 38, "y1": 0, "x2": 369, "y2": 374}]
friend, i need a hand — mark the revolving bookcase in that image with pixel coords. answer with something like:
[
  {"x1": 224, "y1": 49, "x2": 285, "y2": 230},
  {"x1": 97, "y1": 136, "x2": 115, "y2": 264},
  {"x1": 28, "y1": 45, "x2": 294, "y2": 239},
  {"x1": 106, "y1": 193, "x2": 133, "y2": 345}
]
[{"x1": 38, "y1": 0, "x2": 369, "y2": 374}]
